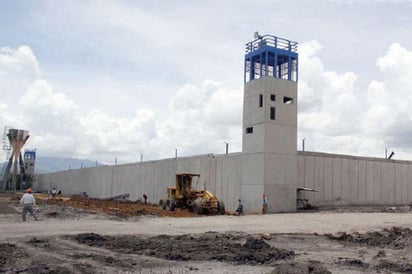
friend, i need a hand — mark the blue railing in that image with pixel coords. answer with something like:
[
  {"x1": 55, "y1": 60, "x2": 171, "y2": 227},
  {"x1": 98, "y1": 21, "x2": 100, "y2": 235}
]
[{"x1": 245, "y1": 35, "x2": 298, "y2": 54}]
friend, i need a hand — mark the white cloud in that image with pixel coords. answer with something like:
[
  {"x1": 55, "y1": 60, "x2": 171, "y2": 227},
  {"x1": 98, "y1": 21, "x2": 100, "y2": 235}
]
[
  {"x1": 0, "y1": 45, "x2": 242, "y2": 164},
  {"x1": 0, "y1": 45, "x2": 40, "y2": 77},
  {"x1": 364, "y1": 43, "x2": 412, "y2": 152},
  {"x1": 160, "y1": 80, "x2": 242, "y2": 158},
  {"x1": 299, "y1": 40, "x2": 361, "y2": 142},
  {"x1": 0, "y1": 45, "x2": 41, "y2": 102},
  {"x1": 298, "y1": 40, "x2": 412, "y2": 159}
]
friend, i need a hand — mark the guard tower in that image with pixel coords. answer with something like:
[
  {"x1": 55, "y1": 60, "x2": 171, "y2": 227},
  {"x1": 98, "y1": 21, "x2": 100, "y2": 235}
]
[
  {"x1": 24, "y1": 149, "x2": 37, "y2": 175},
  {"x1": 242, "y1": 33, "x2": 298, "y2": 212}
]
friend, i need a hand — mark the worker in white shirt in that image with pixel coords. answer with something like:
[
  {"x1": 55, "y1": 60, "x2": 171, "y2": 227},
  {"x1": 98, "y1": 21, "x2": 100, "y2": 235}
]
[
  {"x1": 51, "y1": 187, "x2": 57, "y2": 200},
  {"x1": 20, "y1": 188, "x2": 38, "y2": 222}
]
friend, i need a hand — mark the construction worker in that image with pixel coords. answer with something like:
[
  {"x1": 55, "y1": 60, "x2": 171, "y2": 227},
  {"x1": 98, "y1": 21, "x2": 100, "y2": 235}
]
[
  {"x1": 51, "y1": 187, "x2": 57, "y2": 200},
  {"x1": 142, "y1": 193, "x2": 148, "y2": 204},
  {"x1": 235, "y1": 198, "x2": 243, "y2": 215},
  {"x1": 20, "y1": 188, "x2": 38, "y2": 222},
  {"x1": 262, "y1": 194, "x2": 268, "y2": 214}
]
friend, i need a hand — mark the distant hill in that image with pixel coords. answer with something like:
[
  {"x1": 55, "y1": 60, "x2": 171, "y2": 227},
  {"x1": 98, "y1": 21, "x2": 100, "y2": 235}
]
[
  {"x1": 34, "y1": 157, "x2": 104, "y2": 174},
  {"x1": 0, "y1": 157, "x2": 105, "y2": 176}
]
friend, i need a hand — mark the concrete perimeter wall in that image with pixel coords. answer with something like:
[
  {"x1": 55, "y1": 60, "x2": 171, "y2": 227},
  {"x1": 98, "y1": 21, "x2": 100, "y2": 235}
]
[
  {"x1": 298, "y1": 151, "x2": 412, "y2": 206},
  {"x1": 35, "y1": 151, "x2": 412, "y2": 212},
  {"x1": 34, "y1": 153, "x2": 264, "y2": 213}
]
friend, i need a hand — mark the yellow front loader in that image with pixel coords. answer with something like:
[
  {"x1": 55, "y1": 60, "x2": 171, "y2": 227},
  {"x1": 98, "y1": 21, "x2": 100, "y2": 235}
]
[{"x1": 158, "y1": 173, "x2": 225, "y2": 215}]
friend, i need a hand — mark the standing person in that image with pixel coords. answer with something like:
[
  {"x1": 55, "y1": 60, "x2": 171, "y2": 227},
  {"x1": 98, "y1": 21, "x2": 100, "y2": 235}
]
[
  {"x1": 142, "y1": 193, "x2": 148, "y2": 204},
  {"x1": 235, "y1": 198, "x2": 243, "y2": 215},
  {"x1": 51, "y1": 187, "x2": 57, "y2": 200},
  {"x1": 20, "y1": 188, "x2": 38, "y2": 222},
  {"x1": 262, "y1": 194, "x2": 268, "y2": 214}
]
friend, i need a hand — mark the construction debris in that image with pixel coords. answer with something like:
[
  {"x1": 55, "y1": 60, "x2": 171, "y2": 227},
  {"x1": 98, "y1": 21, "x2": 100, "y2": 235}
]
[{"x1": 104, "y1": 193, "x2": 130, "y2": 201}]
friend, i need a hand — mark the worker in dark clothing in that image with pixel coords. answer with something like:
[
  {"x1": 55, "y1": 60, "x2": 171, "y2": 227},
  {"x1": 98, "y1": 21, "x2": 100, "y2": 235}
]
[
  {"x1": 262, "y1": 194, "x2": 268, "y2": 214},
  {"x1": 235, "y1": 198, "x2": 243, "y2": 215},
  {"x1": 142, "y1": 193, "x2": 148, "y2": 204}
]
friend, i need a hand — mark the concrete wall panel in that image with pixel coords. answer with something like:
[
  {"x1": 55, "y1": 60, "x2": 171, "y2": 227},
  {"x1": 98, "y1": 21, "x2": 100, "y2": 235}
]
[
  {"x1": 305, "y1": 156, "x2": 315, "y2": 190},
  {"x1": 332, "y1": 157, "x2": 342, "y2": 205},
  {"x1": 395, "y1": 164, "x2": 407, "y2": 204},
  {"x1": 381, "y1": 162, "x2": 395, "y2": 205},
  {"x1": 373, "y1": 161, "x2": 382, "y2": 204},
  {"x1": 346, "y1": 159, "x2": 358, "y2": 205},
  {"x1": 241, "y1": 184, "x2": 264, "y2": 214},
  {"x1": 297, "y1": 156, "x2": 305, "y2": 187},
  {"x1": 323, "y1": 157, "x2": 333, "y2": 205},
  {"x1": 264, "y1": 154, "x2": 297, "y2": 185},
  {"x1": 314, "y1": 156, "x2": 325, "y2": 203},
  {"x1": 366, "y1": 161, "x2": 375, "y2": 204},
  {"x1": 358, "y1": 160, "x2": 367, "y2": 204},
  {"x1": 408, "y1": 165, "x2": 412, "y2": 204},
  {"x1": 405, "y1": 165, "x2": 412, "y2": 205},
  {"x1": 341, "y1": 158, "x2": 351, "y2": 204},
  {"x1": 265, "y1": 183, "x2": 296, "y2": 213}
]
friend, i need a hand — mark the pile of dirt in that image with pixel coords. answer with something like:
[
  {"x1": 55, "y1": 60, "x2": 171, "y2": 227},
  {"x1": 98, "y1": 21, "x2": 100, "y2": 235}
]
[
  {"x1": 269, "y1": 261, "x2": 331, "y2": 274},
  {"x1": 0, "y1": 192, "x2": 222, "y2": 219},
  {"x1": 375, "y1": 259, "x2": 412, "y2": 273},
  {"x1": 37, "y1": 204, "x2": 98, "y2": 219},
  {"x1": 65, "y1": 195, "x2": 199, "y2": 218},
  {"x1": 70, "y1": 231, "x2": 295, "y2": 265},
  {"x1": 0, "y1": 242, "x2": 73, "y2": 274},
  {"x1": 325, "y1": 227, "x2": 412, "y2": 249},
  {"x1": 0, "y1": 203, "x2": 18, "y2": 214},
  {"x1": 0, "y1": 243, "x2": 29, "y2": 271},
  {"x1": 0, "y1": 192, "x2": 201, "y2": 219},
  {"x1": 335, "y1": 257, "x2": 369, "y2": 269}
]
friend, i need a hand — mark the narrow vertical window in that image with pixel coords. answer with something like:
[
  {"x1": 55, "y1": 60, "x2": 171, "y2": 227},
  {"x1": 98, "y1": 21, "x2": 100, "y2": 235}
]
[
  {"x1": 259, "y1": 94, "x2": 263, "y2": 108},
  {"x1": 270, "y1": 107, "x2": 276, "y2": 120}
]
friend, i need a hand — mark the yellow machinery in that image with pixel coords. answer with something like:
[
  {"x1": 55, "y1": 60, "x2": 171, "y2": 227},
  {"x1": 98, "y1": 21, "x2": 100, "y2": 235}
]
[{"x1": 159, "y1": 173, "x2": 225, "y2": 215}]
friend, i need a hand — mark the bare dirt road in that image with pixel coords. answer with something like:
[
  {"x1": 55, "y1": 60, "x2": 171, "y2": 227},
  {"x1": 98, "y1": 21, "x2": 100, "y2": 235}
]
[{"x1": 1, "y1": 193, "x2": 412, "y2": 273}]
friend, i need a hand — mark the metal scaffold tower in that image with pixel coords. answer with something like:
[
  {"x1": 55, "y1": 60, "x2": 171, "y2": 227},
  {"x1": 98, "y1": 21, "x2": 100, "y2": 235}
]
[
  {"x1": 0, "y1": 128, "x2": 30, "y2": 191},
  {"x1": 1, "y1": 126, "x2": 12, "y2": 177}
]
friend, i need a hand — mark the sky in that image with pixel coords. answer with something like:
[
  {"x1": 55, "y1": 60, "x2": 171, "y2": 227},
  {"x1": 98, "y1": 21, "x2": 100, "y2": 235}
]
[{"x1": 1, "y1": 0, "x2": 412, "y2": 165}]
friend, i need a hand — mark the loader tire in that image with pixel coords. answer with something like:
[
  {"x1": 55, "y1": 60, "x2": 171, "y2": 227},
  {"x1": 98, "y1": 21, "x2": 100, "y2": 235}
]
[
  {"x1": 193, "y1": 204, "x2": 203, "y2": 215},
  {"x1": 166, "y1": 199, "x2": 175, "y2": 211},
  {"x1": 218, "y1": 201, "x2": 226, "y2": 215}
]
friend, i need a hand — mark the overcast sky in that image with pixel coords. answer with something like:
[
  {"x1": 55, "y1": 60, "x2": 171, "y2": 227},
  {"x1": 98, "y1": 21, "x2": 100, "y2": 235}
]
[{"x1": 1, "y1": 0, "x2": 412, "y2": 164}]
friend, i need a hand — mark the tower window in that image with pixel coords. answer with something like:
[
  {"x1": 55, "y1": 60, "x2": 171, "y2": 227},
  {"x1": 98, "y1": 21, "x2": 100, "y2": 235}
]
[
  {"x1": 283, "y1": 96, "x2": 294, "y2": 104},
  {"x1": 270, "y1": 94, "x2": 276, "y2": 101},
  {"x1": 246, "y1": 127, "x2": 253, "y2": 134},
  {"x1": 270, "y1": 107, "x2": 276, "y2": 120},
  {"x1": 259, "y1": 94, "x2": 263, "y2": 107}
]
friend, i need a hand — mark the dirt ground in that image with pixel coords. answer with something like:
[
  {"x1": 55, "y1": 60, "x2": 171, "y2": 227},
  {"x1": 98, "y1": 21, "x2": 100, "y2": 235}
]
[{"x1": 1, "y1": 192, "x2": 412, "y2": 274}]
